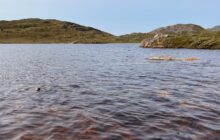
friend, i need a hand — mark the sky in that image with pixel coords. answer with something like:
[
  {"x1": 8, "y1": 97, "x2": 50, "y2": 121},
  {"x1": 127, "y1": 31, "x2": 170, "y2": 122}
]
[{"x1": 0, "y1": 0, "x2": 219, "y2": 35}]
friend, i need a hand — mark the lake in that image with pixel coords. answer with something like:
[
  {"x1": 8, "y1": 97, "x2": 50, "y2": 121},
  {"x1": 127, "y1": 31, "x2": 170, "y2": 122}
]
[{"x1": 0, "y1": 44, "x2": 220, "y2": 140}]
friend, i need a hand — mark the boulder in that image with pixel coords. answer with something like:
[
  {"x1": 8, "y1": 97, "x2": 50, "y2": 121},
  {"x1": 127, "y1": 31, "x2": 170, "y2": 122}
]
[
  {"x1": 35, "y1": 87, "x2": 41, "y2": 92},
  {"x1": 140, "y1": 34, "x2": 168, "y2": 48}
]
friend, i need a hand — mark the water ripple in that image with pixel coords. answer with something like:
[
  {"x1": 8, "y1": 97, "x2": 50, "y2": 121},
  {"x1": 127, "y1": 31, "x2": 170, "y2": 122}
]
[{"x1": 0, "y1": 44, "x2": 220, "y2": 140}]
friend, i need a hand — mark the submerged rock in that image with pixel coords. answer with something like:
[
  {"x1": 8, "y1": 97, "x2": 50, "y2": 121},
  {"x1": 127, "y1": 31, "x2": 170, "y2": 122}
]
[
  {"x1": 175, "y1": 57, "x2": 199, "y2": 61},
  {"x1": 159, "y1": 91, "x2": 170, "y2": 98},
  {"x1": 148, "y1": 56, "x2": 173, "y2": 60},
  {"x1": 148, "y1": 56, "x2": 199, "y2": 61}
]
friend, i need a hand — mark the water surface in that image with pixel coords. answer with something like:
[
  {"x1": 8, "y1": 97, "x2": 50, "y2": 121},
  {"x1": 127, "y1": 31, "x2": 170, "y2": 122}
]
[{"x1": 0, "y1": 44, "x2": 220, "y2": 140}]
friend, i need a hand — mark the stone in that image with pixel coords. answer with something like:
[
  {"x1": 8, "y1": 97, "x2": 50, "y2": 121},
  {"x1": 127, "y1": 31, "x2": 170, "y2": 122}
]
[
  {"x1": 35, "y1": 87, "x2": 41, "y2": 92},
  {"x1": 148, "y1": 56, "x2": 199, "y2": 61},
  {"x1": 140, "y1": 34, "x2": 168, "y2": 48}
]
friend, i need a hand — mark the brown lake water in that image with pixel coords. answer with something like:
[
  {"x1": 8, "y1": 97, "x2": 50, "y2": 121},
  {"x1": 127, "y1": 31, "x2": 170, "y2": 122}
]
[{"x1": 0, "y1": 44, "x2": 220, "y2": 140}]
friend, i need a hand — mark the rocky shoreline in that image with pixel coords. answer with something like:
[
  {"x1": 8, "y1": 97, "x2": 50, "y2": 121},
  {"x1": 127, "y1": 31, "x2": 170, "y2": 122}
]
[{"x1": 140, "y1": 32, "x2": 220, "y2": 49}]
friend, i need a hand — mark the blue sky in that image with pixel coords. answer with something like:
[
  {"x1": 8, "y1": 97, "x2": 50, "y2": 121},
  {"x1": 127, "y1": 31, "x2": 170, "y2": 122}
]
[{"x1": 0, "y1": 0, "x2": 219, "y2": 35}]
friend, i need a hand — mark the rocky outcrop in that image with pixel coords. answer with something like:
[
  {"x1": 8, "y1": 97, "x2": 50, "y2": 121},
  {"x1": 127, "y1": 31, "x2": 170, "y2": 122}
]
[
  {"x1": 140, "y1": 31, "x2": 220, "y2": 49},
  {"x1": 140, "y1": 34, "x2": 168, "y2": 48},
  {"x1": 140, "y1": 24, "x2": 220, "y2": 49}
]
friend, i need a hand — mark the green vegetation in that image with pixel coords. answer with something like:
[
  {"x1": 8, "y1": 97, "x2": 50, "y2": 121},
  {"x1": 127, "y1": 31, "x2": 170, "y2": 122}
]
[
  {"x1": 0, "y1": 19, "x2": 220, "y2": 49},
  {"x1": 140, "y1": 31, "x2": 220, "y2": 49},
  {"x1": 0, "y1": 18, "x2": 115, "y2": 43},
  {"x1": 150, "y1": 24, "x2": 205, "y2": 34},
  {"x1": 115, "y1": 33, "x2": 154, "y2": 43},
  {"x1": 161, "y1": 31, "x2": 220, "y2": 49},
  {"x1": 140, "y1": 24, "x2": 220, "y2": 49}
]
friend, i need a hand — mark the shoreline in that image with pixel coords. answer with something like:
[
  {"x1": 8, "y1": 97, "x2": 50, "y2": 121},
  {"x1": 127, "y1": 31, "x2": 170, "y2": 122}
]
[{"x1": 1, "y1": 43, "x2": 220, "y2": 50}]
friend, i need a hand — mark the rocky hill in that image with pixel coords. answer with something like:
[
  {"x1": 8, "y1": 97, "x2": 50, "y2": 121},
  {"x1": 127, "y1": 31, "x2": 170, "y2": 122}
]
[
  {"x1": 140, "y1": 24, "x2": 220, "y2": 49},
  {"x1": 0, "y1": 19, "x2": 220, "y2": 49},
  {"x1": 150, "y1": 24, "x2": 205, "y2": 34},
  {"x1": 0, "y1": 18, "x2": 115, "y2": 43},
  {"x1": 116, "y1": 24, "x2": 206, "y2": 43}
]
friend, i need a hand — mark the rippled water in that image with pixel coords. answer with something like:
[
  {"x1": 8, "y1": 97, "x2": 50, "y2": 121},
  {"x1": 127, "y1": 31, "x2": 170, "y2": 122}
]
[{"x1": 0, "y1": 44, "x2": 220, "y2": 140}]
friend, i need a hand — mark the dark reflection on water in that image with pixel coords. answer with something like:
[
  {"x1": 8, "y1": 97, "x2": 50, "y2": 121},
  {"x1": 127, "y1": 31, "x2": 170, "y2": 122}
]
[{"x1": 0, "y1": 44, "x2": 220, "y2": 140}]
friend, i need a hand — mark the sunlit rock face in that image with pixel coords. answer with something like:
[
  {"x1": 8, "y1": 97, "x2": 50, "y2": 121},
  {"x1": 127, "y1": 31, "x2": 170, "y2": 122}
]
[{"x1": 140, "y1": 34, "x2": 168, "y2": 48}]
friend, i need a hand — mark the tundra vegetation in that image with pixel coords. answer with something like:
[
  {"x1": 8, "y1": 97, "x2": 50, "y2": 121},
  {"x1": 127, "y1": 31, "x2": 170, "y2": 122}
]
[
  {"x1": 0, "y1": 19, "x2": 220, "y2": 49},
  {"x1": 140, "y1": 24, "x2": 220, "y2": 49}
]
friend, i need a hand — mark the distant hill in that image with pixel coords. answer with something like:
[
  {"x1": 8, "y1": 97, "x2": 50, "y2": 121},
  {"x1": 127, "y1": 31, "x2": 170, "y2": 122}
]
[
  {"x1": 149, "y1": 24, "x2": 205, "y2": 34},
  {"x1": 0, "y1": 19, "x2": 220, "y2": 49},
  {"x1": 209, "y1": 26, "x2": 220, "y2": 31},
  {"x1": 115, "y1": 24, "x2": 205, "y2": 43},
  {"x1": 0, "y1": 18, "x2": 115, "y2": 43},
  {"x1": 0, "y1": 19, "x2": 206, "y2": 44},
  {"x1": 115, "y1": 33, "x2": 154, "y2": 43}
]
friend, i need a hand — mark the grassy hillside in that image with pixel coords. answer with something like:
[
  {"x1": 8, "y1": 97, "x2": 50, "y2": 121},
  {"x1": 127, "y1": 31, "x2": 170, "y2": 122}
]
[
  {"x1": 139, "y1": 24, "x2": 220, "y2": 49},
  {"x1": 0, "y1": 19, "x2": 220, "y2": 49},
  {"x1": 150, "y1": 24, "x2": 205, "y2": 34},
  {"x1": 161, "y1": 31, "x2": 220, "y2": 49},
  {"x1": 140, "y1": 30, "x2": 220, "y2": 49},
  {"x1": 0, "y1": 18, "x2": 115, "y2": 43},
  {"x1": 115, "y1": 33, "x2": 154, "y2": 43},
  {"x1": 115, "y1": 24, "x2": 206, "y2": 43}
]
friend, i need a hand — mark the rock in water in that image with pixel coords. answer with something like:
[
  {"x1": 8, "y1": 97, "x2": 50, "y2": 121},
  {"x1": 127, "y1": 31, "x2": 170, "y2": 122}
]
[
  {"x1": 148, "y1": 56, "x2": 199, "y2": 61},
  {"x1": 148, "y1": 56, "x2": 173, "y2": 60},
  {"x1": 175, "y1": 57, "x2": 199, "y2": 61},
  {"x1": 35, "y1": 87, "x2": 41, "y2": 92}
]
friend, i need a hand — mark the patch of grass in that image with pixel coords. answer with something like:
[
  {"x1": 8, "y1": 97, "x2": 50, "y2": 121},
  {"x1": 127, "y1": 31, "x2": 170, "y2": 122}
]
[
  {"x1": 0, "y1": 18, "x2": 115, "y2": 43},
  {"x1": 159, "y1": 31, "x2": 220, "y2": 49}
]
